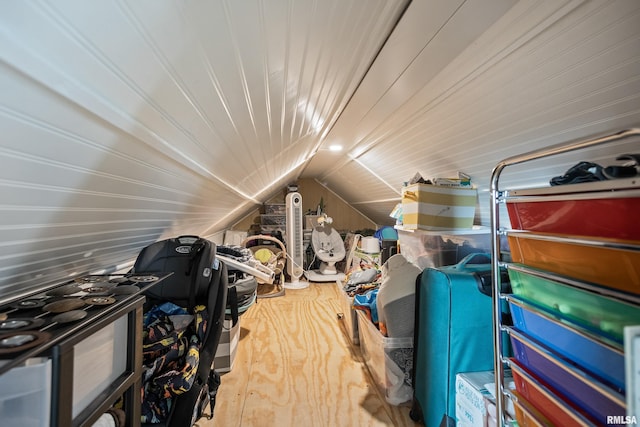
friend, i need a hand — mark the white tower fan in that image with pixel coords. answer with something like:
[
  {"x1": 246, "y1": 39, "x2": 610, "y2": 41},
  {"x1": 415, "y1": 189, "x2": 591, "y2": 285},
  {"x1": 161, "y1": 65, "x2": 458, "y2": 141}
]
[{"x1": 284, "y1": 192, "x2": 308, "y2": 289}]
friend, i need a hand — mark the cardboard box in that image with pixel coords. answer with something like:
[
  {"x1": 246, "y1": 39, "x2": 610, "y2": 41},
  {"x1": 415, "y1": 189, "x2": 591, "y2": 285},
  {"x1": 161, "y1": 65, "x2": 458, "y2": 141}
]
[
  {"x1": 455, "y1": 370, "x2": 514, "y2": 427},
  {"x1": 214, "y1": 317, "x2": 240, "y2": 373},
  {"x1": 401, "y1": 183, "x2": 477, "y2": 230}
]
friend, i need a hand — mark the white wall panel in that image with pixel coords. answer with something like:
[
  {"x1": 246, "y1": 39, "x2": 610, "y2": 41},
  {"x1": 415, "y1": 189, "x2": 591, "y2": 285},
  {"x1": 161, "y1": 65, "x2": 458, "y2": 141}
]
[
  {"x1": 316, "y1": 159, "x2": 401, "y2": 227},
  {"x1": 319, "y1": 159, "x2": 400, "y2": 204},
  {"x1": 351, "y1": 200, "x2": 401, "y2": 229}
]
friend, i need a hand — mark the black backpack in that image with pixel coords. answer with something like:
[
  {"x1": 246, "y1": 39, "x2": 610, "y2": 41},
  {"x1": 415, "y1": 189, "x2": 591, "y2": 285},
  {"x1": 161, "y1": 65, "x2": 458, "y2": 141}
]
[{"x1": 132, "y1": 235, "x2": 230, "y2": 426}]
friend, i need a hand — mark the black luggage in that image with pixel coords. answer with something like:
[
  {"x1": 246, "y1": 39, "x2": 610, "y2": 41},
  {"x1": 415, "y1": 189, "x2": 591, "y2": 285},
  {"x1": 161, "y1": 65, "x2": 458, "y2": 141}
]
[
  {"x1": 410, "y1": 253, "x2": 495, "y2": 426},
  {"x1": 132, "y1": 235, "x2": 229, "y2": 427}
]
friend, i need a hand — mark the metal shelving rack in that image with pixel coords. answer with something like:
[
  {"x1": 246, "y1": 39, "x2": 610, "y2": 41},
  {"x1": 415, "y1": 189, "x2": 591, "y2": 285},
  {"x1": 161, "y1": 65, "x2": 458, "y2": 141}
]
[
  {"x1": 489, "y1": 128, "x2": 640, "y2": 427},
  {"x1": 0, "y1": 272, "x2": 172, "y2": 427}
]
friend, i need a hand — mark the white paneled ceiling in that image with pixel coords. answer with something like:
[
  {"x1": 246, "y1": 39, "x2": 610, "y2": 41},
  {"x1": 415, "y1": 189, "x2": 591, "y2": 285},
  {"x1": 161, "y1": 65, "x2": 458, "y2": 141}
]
[
  {"x1": 0, "y1": 0, "x2": 409, "y2": 297},
  {"x1": 310, "y1": 0, "x2": 640, "y2": 223},
  {"x1": 2, "y1": 0, "x2": 640, "y2": 299},
  {"x1": 1, "y1": 0, "x2": 408, "y2": 199}
]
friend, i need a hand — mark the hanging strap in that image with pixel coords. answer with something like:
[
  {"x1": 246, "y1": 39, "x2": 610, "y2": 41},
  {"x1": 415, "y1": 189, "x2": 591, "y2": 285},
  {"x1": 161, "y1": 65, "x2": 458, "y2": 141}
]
[
  {"x1": 185, "y1": 238, "x2": 206, "y2": 275},
  {"x1": 227, "y1": 285, "x2": 239, "y2": 327},
  {"x1": 205, "y1": 370, "x2": 222, "y2": 420},
  {"x1": 184, "y1": 237, "x2": 207, "y2": 310}
]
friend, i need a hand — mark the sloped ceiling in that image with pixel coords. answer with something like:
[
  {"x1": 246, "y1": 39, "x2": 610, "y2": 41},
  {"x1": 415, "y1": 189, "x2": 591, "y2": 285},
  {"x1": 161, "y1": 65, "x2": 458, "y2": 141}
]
[
  {"x1": 0, "y1": 0, "x2": 408, "y2": 297},
  {"x1": 1, "y1": 0, "x2": 640, "y2": 298},
  {"x1": 307, "y1": 0, "x2": 640, "y2": 224}
]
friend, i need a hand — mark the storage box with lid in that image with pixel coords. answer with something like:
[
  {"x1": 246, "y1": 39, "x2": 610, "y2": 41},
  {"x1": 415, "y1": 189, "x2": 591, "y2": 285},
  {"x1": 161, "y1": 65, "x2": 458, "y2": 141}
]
[
  {"x1": 260, "y1": 214, "x2": 286, "y2": 226},
  {"x1": 356, "y1": 310, "x2": 413, "y2": 405},
  {"x1": 455, "y1": 370, "x2": 515, "y2": 427},
  {"x1": 264, "y1": 203, "x2": 286, "y2": 216},
  {"x1": 397, "y1": 226, "x2": 491, "y2": 269},
  {"x1": 401, "y1": 183, "x2": 477, "y2": 230}
]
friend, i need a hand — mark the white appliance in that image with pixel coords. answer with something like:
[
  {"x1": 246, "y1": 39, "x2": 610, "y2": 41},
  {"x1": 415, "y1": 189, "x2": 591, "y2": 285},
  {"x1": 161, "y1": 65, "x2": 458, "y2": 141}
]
[{"x1": 284, "y1": 192, "x2": 308, "y2": 289}]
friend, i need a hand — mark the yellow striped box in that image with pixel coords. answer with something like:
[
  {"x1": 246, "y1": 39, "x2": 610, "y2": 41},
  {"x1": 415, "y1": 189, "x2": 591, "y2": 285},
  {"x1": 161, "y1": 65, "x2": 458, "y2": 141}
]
[{"x1": 401, "y1": 183, "x2": 477, "y2": 230}]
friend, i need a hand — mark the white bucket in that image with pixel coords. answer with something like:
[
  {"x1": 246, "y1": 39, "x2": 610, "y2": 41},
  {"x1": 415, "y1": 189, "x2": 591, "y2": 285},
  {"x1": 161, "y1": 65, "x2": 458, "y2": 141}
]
[{"x1": 361, "y1": 236, "x2": 380, "y2": 253}]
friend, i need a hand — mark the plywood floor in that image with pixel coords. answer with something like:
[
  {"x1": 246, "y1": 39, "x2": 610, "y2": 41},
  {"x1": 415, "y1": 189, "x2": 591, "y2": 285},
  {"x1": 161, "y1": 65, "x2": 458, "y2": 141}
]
[{"x1": 202, "y1": 282, "x2": 419, "y2": 427}]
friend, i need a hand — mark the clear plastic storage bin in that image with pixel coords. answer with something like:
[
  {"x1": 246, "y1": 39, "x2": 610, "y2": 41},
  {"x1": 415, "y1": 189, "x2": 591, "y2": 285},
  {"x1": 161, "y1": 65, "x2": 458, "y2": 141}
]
[
  {"x1": 264, "y1": 203, "x2": 286, "y2": 215},
  {"x1": 397, "y1": 226, "x2": 491, "y2": 269},
  {"x1": 0, "y1": 358, "x2": 52, "y2": 427},
  {"x1": 260, "y1": 215, "x2": 286, "y2": 226},
  {"x1": 357, "y1": 311, "x2": 413, "y2": 405}
]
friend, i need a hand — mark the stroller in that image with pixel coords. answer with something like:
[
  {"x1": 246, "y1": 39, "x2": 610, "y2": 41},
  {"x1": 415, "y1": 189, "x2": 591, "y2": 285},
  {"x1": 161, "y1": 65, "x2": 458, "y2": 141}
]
[{"x1": 131, "y1": 235, "x2": 231, "y2": 427}]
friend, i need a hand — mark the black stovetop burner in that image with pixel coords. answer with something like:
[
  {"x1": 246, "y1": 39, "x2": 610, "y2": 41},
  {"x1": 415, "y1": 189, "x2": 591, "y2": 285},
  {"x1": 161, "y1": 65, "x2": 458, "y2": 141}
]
[{"x1": 0, "y1": 272, "x2": 171, "y2": 375}]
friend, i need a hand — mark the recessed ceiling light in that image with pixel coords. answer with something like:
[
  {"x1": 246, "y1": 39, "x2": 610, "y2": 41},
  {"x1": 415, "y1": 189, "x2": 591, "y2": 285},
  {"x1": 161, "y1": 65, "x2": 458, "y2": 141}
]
[{"x1": 329, "y1": 144, "x2": 343, "y2": 152}]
